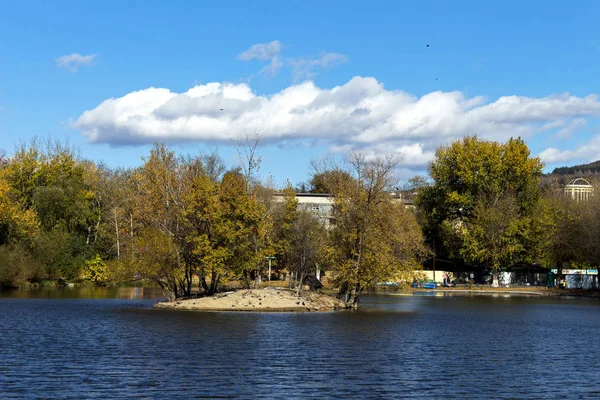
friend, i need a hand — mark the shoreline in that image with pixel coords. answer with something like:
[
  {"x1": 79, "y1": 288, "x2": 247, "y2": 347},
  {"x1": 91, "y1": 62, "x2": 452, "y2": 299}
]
[{"x1": 399, "y1": 287, "x2": 600, "y2": 298}]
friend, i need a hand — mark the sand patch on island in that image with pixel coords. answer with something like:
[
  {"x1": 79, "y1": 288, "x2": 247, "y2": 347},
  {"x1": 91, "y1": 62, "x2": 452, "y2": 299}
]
[{"x1": 154, "y1": 288, "x2": 347, "y2": 312}]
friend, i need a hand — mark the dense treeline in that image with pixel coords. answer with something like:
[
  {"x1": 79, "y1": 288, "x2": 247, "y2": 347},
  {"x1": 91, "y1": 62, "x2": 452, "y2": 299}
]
[
  {"x1": 2, "y1": 136, "x2": 597, "y2": 298},
  {"x1": 0, "y1": 139, "x2": 426, "y2": 306},
  {"x1": 551, "y1": 160, "x2": 600, "y2": 176},
  {"x1": 417, "y1": 136, "x2": 600, "y2": 286}
]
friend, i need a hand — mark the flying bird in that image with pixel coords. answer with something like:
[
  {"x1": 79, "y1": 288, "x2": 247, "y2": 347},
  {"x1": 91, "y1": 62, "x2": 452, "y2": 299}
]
[{"x1": 426, "y1": 44, "x2": 430, "y2": 47}]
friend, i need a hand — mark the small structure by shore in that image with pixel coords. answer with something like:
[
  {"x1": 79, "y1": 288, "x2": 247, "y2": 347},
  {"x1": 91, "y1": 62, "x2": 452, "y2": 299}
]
[{"x1": 154, "y1": 288, "x2": 347, "y2": 312}]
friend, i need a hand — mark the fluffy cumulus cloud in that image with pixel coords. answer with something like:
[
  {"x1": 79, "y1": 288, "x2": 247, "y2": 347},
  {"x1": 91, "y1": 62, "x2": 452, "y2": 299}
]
[
  {"x1": 55, "y1": 53, "x2": 97, "y2": 72},
  {"x1": 72, "y1": 77, "x2": 600, "y2": 169}
]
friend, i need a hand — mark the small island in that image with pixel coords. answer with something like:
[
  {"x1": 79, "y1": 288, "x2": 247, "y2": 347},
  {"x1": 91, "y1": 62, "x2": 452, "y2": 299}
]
[{"x1": 154, "y1": 288, "x2": 347, "y2": 312}]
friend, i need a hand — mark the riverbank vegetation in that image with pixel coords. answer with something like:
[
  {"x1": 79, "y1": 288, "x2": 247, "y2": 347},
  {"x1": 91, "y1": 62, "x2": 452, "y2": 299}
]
[
  {"x1": 416, "y1": 136, "x2": 600, "y2": 286},
  {"x1": 1, "y1": 135, "x2": 598, "y2": 304},
  {"x1": 0, "y1": 138, "x2": 426, "y2": 307}
]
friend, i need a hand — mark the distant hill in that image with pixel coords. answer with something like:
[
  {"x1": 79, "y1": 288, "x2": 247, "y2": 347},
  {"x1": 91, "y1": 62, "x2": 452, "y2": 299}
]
[{"x1": 551, "y1": 160, "x2": 600, "y2": 175}]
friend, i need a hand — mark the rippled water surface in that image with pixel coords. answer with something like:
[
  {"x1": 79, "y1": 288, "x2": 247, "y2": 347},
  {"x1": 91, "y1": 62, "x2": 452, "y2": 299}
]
[{"x1": 1, "y1": 289, "x2": 600, "y2": 399}]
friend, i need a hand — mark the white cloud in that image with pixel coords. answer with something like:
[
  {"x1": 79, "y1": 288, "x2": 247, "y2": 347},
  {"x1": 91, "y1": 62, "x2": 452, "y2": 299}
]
[
  {"x1": 72, "y1": 77, "x2": 600, "y2": 169},
  {"x1": 259, "y1": 56, "x2": 283, "y2": 77},
  {"x1": 238, "y1": 41, "x2": 283, "y2": 77},
  {"x1": 238, "y1": 41, "x2": 283, "y2": 61},
  {"x1": 55, "y1": 53, "x2": 97, "y2": 72},
  {"x1": 539, "y1": 135, "x2": 600, "y2": 164},
  {"x1": 555, "y1": 118, "x2": 587, "y2": 139},
  {"x1": 238, "y1": 41, "x2": 347, "y2": 80},
  {"x1": 290, "y1": 53, "x2": 349, "y2": 81}
]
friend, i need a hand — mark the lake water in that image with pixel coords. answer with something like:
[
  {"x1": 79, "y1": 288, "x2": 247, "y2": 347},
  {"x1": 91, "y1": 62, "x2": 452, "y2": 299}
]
[{"x1": 1, "y1": 288, "x2": 599, "y2": 399}]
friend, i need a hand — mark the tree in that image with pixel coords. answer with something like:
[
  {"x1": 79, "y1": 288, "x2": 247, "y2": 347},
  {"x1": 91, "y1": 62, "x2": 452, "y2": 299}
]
[
  {"x1": 404, "y1": 175, "x2": 431, "y2": 192},
  {"x1": 326, "y1": 152, "x2": 429, "y2": 307},
  {"x1": 234, "y1": 131, "x2": 262, "y2": 192},
  {"x1": 461, "y1": 195, "x2": 526, "y2": 285},
  {"x1": 0, "y1": 171, "x2": 39, "y2": 246},
  {"x1": 130, "y1": 227, "x2": 182, "y2": 301},
  {"x1": 540, "y1": 191, "x2": 600, "y2": 279},
  {"x1": 308, "y1": 169, "x2": 354, "y2": 194},
  {"x1": 181, "y1": 172, "x2": 223, "y2": 295},
  {"x1": 270, "y1": 186, "x2": 298, "y2": 279},
  {"x1": 417, "y1": 136, "x2": 544, "y2": 285},
  {"x1": 289, "y1": 209, "x2": 327, "y2": 293},
  {"x1": 218, "y1": 171, "x2": 269, "y2": 288},
  {"x1": 125, "y1": 143, "x2": 188, "y2": 299}
]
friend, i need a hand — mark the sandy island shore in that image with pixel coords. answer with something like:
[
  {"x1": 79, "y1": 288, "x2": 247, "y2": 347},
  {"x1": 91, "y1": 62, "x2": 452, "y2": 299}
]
[{"x1": 154, "y1": 288, "x2": 348, "y2": 312}]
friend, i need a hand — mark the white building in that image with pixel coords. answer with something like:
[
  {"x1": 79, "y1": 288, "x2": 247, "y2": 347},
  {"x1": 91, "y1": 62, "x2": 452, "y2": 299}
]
[{"x1": 564, "y1": 178, "x2": 594, "y2": 201}]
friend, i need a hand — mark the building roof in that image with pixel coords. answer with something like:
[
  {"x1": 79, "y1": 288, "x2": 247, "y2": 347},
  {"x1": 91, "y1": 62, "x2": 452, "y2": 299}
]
[{"x1": 566, "y1": 178, "x2": 593, "y2": 187}]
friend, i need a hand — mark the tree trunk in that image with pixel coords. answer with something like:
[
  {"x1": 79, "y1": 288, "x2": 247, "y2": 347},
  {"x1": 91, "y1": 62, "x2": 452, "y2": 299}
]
[
  {"x1": 254, "y1": 269, "x2": 261, "y2": 288},
  {"x1": 315, "y1": 263, "x2": 321, "y2": 281},
  {"x1": 208, "y1": 270, "x2": 220, "y2": 295},
  {"x1": 492, "y1": 270, "x2": 499, "y2": 288},
  {"x1": 114, "y1": 209, "x2": 120, "y2": 259},
  {"x1": 172, "y1": 278, "x2": 178, "y2": 299},
  {"x1": 94, "y1": 209, "x2": 101, "y2": 243},
  {"x1": 129, "y1": 213, "x2": 134, "y2": 261},
  {"x1": 347, "y1": 283, "x2": 361, "y2": 309},
  {"x1": 158, "y1": 281, "x2": 176, "y2": 301},
  {"x1": 201, "y1": 273, "x2": 209, "y2": 292},
  {"x1": 186, "y1": 264, "x2": 192, "y2": 296},
  {"x1": 336, "y1": 282, "x2": 359, "y2": 309}
]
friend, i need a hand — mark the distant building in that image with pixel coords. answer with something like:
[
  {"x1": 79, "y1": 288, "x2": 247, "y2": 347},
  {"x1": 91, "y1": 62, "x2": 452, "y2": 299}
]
[
  {"x1": 273, "y1": 193, "x2": 335, "y2": 227},
  {"x1": 564, "y1": 178, "x2": 594, "y2": 201},
  {"x1": 295, "y1": 193, "x2": 335, "y2": 227},
  {"x1": 273, "y1": 192, "x2": 413, "y2": 228}
]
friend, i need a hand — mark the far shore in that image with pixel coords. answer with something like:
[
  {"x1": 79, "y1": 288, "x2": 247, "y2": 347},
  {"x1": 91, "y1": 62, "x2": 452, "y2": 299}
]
[{"x1": 396, "y1": 286, "x2": 600, "y2": 298}]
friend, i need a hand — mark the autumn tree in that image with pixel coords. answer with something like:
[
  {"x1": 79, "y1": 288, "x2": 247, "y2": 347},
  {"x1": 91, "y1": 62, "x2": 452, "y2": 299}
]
[
  {"x1": 324, "y1": 152, "x2": 429, "y2": 307},
  {"x1": 181, "y1": 172, "x2": 222, "y2": 294},
  {"x1": 0, "y1": 167, "x2": 39, "y2": 286},
  {"x1": 0, "y1": 170, "x2": 39, "y2": 246},
  {"x1": 218, "y1": 171, "x2": 270, "y2": 288},
  {"x1": 105, "y1": 143, "x2": 185, "y2": 298},
  {"x1": 308, "y1": 169, "x2": 354, "y2": 194},
  {"x1": 270, "y1": 186, "x2": 299, "y2": 278},
  {"x1": 289, "y1": 208, "x2": 327, "y2": 293}
]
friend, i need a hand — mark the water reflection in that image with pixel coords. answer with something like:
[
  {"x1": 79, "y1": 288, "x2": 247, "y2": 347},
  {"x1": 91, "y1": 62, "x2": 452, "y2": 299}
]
[
  {"x1": 0, "y1": 286, "x2": 165, "y2": 299},
  {"x1": 1, "y1": 290, "x2": 599, "y2": 399}
]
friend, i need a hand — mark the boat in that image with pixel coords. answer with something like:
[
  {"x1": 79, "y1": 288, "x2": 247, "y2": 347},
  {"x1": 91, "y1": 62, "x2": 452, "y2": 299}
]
[{"x1": 411, "y1": 280, "x2": 437, "y2": 289}]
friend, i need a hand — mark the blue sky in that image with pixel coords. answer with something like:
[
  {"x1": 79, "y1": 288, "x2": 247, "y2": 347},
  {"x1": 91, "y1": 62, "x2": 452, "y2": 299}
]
[{"x1": 1, "y1": 0, "x2": 600, "y2": 186}]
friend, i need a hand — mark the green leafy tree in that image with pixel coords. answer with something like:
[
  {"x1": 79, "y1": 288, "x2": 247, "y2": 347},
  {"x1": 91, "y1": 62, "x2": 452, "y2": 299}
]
[{"x1": 417, "y1": 136, "x2": 544, "y2": 285}]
